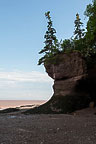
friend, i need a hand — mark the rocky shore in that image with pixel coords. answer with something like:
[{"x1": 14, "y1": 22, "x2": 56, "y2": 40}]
[
  {"x1": 0, "y1": 52, "x2": 96, "y2": 143},
  {"x1": 0, "y1": 107, "x2": 96, "y2": 144},
  {"x1": 26, "y1": 52, "x2": 96, "y2": 114}
]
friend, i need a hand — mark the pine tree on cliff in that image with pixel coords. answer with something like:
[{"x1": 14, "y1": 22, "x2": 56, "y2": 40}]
[
  {"x1": 74, "y1": 13, "x2": 85, "y2": 40},
  {"x1": 38, "y1": 11, "x2": 59, "y2": 65},
  {"x1": 72, "y1": 13, "x2": 85, "y2": 51}
]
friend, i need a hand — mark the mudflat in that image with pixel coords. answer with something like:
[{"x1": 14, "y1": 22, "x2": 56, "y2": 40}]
[{"x1": 0, "y1": 108, "x2": 96, "y2": 144}]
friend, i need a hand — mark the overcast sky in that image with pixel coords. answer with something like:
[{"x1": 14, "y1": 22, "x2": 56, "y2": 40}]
[{"x1": 0, "y1": 0, "x2": 91, "y2": 100}]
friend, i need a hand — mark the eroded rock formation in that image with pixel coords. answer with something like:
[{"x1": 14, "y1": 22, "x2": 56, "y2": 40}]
[
  {"x1": 45, "y1": 52, "x2": 87, "y2": 97},
  {"x1": 25, "y1": 52, "x2": 96, "y2": 114}
]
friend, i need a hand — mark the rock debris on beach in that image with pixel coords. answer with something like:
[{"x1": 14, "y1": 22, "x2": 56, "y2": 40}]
[{"x1": 0, "y1": 108, "x2": 96, "y2": 144}]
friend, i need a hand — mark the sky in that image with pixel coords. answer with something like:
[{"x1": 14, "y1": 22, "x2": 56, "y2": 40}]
[{"x1": 0, "y1": 0, "x2": 92, "y2": 100}]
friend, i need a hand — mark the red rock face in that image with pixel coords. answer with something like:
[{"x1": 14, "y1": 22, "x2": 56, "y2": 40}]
[
  {"x1": 45, "y1": 52, "x2": 88, "y2": 97},
  {"x1": 45, "y1": 52, "x2": 87, "y2": 80},
  {"x1": 25, "y1": 52, "x2": 96, "y2": 114}
]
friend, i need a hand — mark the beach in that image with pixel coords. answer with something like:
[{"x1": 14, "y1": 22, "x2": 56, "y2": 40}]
[
  {"x1": 0, "y1": 108, "x2": 96, "y2": 144},
  {"x1": 0, "y1": 100, "x2": 46, "y2": 110}
]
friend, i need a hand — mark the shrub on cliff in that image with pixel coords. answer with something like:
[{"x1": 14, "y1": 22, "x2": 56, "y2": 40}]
[
  {"x1": 61, "y1": 13, "x2": 85, "y2": 53},
  {"x1": 38, "y1": 0, "x2": 96, "y2": 65},
  {"x1": 82, "y1": 0, "x2": 96, "y2": 65},
  {"x1": 84, "y1": 0, "x2": 96, "y2": 49}
]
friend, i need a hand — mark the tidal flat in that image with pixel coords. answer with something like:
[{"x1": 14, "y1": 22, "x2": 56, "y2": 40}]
[{"x1": 0, "y1": 108, "x2": 96, "y2": 144}]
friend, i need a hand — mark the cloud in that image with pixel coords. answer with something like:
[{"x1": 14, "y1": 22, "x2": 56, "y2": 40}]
[
  {"x1": 0, "y1": 70, "x2": 54, "y2": 100},
  {"x1": 0, "y1": 67, "x2": 4, "y2": 71},
  {"x1": 0, "y1": 70, "x2": 53, "y2": 88}
]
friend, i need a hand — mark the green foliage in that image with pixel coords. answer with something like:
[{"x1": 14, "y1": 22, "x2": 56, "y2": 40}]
[
  {"x1": 38, "y1": 0, "x2": 96, "y2": 65},
  {"x1": 24, "y1": 94, "x2": 91, "y2": 114},
  {"x1": 60, "y1": 14, "x2": 85, "y2": 54},
  {"x1": 60, "y1": 39, "x2": 74, "y2": 52},
  {"x1": 84, "y1": 0, "x2": 96, "y2": 47},
  {"x1": 73, "y1": 13, "x2": 85, "y2": 40},
  {"x1": 73, "y1": 9, "x2": 96, "y2": 60},
  {"x1": 72, "y1": 13, "x2": 86, "y2": 54},
  {"x1": 38, "y1": 11, "x2": 59, "y2": 65}
]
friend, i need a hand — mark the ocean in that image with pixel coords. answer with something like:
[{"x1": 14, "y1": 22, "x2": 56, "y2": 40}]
[{"x1": 0, "y1": 100, "x2": 46, "y2": 110}]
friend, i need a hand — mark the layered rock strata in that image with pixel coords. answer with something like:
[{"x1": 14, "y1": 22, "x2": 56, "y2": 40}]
[
  {"x1": 25, "y1": 52, "x2": 96, "y2": 114},
  {"x1": 45, "y1": 52, "x2": 87, "y2": 97}
]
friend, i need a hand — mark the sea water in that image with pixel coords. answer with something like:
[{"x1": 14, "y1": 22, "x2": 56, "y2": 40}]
[{"x1": 0, "y1": 100, "x2": 46, "y2": 110}]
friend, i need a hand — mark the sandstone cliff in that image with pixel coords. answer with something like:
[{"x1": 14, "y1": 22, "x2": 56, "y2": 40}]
[
  {"x1": 26, "y1": 52, "x2": 96, "y2": 114},
  {"x1": 45, "y1": 52, "x2": 87, "y2": 97}
]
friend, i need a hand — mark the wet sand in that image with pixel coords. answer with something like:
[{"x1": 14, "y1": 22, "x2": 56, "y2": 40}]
[
  {"x1": 0, "y1": 100, "x2": 45, "y2": 110},
  {"x1": 0, "y1": 108, "x2": 96, "y2": 144}
]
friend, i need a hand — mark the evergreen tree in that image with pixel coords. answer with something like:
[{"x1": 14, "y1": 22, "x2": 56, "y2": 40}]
[
  {"x1": 73, "y1": 13, "x2": 85, "y2": 40},
  {"x1": 38, "y1": 11, "x2": 59, "y2": 65},
  {"x1": 84, "y1": 0, "x2": 96, "y2": 48},
  {"x1": 61, "y1": 39, "x2": 74, "y2": 52}
]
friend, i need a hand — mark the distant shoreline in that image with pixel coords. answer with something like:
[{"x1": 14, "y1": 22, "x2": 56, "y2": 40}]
[{"x1": 0, "y1": 100, "x2": 46, "y2": 110}]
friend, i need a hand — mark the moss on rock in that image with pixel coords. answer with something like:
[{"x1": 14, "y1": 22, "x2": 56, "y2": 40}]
[
  {"x1": 0, "y1": 108, "x2": 20, "y2": 114},
  {"x1": 24, "y1": 94, "x2": 91, "y2": 114}
]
